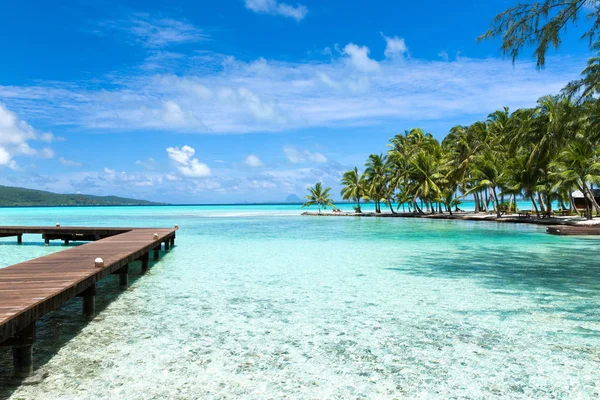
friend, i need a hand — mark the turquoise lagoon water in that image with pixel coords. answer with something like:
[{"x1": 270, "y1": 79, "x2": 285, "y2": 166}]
[{"x1": 0, "y1": 205, "x2": 598, "y2": 399}]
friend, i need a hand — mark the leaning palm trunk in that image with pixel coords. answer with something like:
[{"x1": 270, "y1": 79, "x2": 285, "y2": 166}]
[
  {"x1": 577, "y1": 183, "x2": 592, "y2": 219},
  {"x1": 508, "y1": 194, "x2": 514, "y2": 215},
  {"x1": 413, "y1": 200, "x2": 423, "y2": 214},
  {"x1": 545, "y1": 192, "x2": 552, "y2": 214},
  {"x1": 569, "y1": 193, "x2": 577, "y2": 214},
  {"x1": 530, "y1": 195, "x2": 540, "y2": 216},
  {"x1": 473, "y1": 191, "x2": 480, "y2": 213},
  {"x1": 482, "y1": 191, "x2": 489, "y2": 213},
  {"x1": 492, "y1": 187, "x2": 501, "y2": 218},
  {"x1": 388, "y1": 200, "x2": 395, "y2": 214},
  {"x1": 584, "y1": 185, "x2": 600, "y2": 216},
  {"x1": 537, "y1": 192, "x2": 546, "y2": 214},
  {"x1": 582, "y1": 182, "x2": 600, "y2": 218}
]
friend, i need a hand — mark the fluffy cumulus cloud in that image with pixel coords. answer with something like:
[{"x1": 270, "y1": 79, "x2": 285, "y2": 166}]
[
  {"x1": 243, "y1": 154, "x2": 264, "y2": 167},
  {"x1": 0, "y1": 103, "x2": 55, "y2": 169},
  {"x1": 0, "y1": 36, "x2": 585, "y2": 136},
  {"x1": 0, "y1": 149, "x2": 346, "y2": 203},
  {"x1": 284, "y1": 146, "x2": 328, "y2": 164},
  {"x1": 382, "y1": 34, "x2": 409, "y2": 58},
  {"x1": 245, "y1": 0, "x2": 308, "y2": 21},
  {"x1": 343, "y1": 43, "x2": 380, "y2": 72},
  {"x1": 166, "y1": 145, "x2": 211, "y2": 177}
]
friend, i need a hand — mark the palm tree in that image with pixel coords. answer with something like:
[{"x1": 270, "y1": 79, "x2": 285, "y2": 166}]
[
  {"x1": 469, "y1": 150, "x2": 505, "y2": 217},
  {"x1": 341, "y1": 167, "x2": 366, "y2": 213},
  {"x1": 553, "y1": 140, "x2": 600, "y2": 219},
  {"x1": 364, "y1": 154, "x2": 387, "y2": 213},
  {"x1": 341, "y1": 94, "x2": 600, "y2": 221},
  {"x1": 302, "y1": 182, "x2": 335, "y2": 214}
]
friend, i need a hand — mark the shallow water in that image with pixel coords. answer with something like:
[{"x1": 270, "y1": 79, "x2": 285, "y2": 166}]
[{"x1": 0, "y1": 205, "x2": 599, "y2": 399}]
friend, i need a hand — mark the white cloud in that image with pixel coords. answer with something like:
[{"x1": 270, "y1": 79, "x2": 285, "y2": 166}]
[
  {"x1": 0, "y1": 103, "x2": 55, "y2": 168},
  {"x1": 343, "y1": 43, "x2": 380, "y2": 72},
  {"x1": 244, "y1": 154, "x2": 264, "y2": 167},
  {"x1": 382, "y1": 34, "x2": 409, "y2": 58},
  {"x1": 166, "y1": 145, "x2": 211, "y2": 177},
  {"x1": 438, "y1": 50, "x2": 449, "y2": 62},
  {"x1": 136, "y1": 157, "x2": 159, "y2": 170},
  {"x1": 284, "y1": 146, "x2": 328, "y2": 164},
  {"x1": 59, "y1": 157, "x2": 83, "y2": 167},
  {"x1": 245, "y1": 0, "x2": 308, "y2": 21},
  {"x1": 0, "y1": 36, "x2": 585, "y2": 135},
  {"x1": 99, "y1": 14, "x2": 208, "y2": 48}
]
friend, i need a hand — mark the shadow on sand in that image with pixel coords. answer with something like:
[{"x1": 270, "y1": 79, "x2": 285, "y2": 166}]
[{"x1": 0, "y1": 250, "x2": 167, "y2": 399}]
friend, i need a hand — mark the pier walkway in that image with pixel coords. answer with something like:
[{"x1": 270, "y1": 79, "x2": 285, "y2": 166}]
[
  {"x1": 0, "y1": 225, "x2": 177, "y2": 376},
  {"x1": 546, "y1": 225, "x2": 600, "y2": 235}
]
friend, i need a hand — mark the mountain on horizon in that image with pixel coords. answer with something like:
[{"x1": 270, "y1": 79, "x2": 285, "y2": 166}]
[
  {"x1": 285, "y1": 194, "x2": 302, "y2": 203},
  {"x1": 0, "y1": 185, "x2": 165, "y2": 207}
]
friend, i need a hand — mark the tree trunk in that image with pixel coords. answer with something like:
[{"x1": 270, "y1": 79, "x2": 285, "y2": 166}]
[
  {"x1": 484, "y1": 190, "x2": 489, "y2": 212},
  {"x1": 356, "y1": 197, "x2": 361, "y2": 213},
  {"x1": 585, "y1": 185, "x2": 600, "y2": 215},
  {"x1": 530, "y1": 195, "x2": 539, "y2": 216},
  {"x1": 318, "y1": 203, "x2": 321, "y2": 214},
  {"x1": 473, "y1": 191, "x2": 480, "y2": 213},
  {"x1": 581, "y1": 182, "x2": 599, "y2": 219},
  {"x1": 482, "y1": 190, "x2": 489, "y2": 213},
  {"x1": 493, "y1": 187, "x2": 501, "y2": 218},
  {"x1": 414, "y1": 200, "x2": 423, "y2": 214},
  {"x1": 388, "y1": 200, "x2": 395, "y2": 214},
  {"x1": 559, "y1": 196, "x2": 567, "y2": 211},
  {"x1": 537, "y1": 192, "x2": 546, "y2": 214},
  {"x1": 508, "y1": 193, "x2": 514, "y2": 215}
]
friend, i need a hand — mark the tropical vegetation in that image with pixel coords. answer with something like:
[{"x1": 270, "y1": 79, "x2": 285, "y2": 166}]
[
  {"x1": 337, "y1": 95, "x2": 600, "y2": 219},
  {"x1": 302, "y1": 182, "x2": 335, "y2": 213},
  {"x1": 334, "y1": 1, "x2": 600, "y2": 220}
]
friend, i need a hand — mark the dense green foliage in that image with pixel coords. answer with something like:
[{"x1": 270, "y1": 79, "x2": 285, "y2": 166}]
[
  {"x1": 338, "y1": 96, "x2": 600, "y2": 219},
  {"x1": 0, "y1": 185, "x2": 163, "y2": 207}
]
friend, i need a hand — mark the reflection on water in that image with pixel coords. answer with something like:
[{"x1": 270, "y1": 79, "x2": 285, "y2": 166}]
[{"x1": 0, "y1": 206, "x2": 598, "y2": 399}]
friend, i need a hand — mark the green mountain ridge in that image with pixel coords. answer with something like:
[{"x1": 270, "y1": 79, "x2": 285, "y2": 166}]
[{"x1": 0, "y1": 185, "x2": 165, "y2": 206}]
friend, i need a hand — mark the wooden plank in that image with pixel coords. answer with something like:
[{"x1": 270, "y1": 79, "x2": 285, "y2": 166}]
[
  {"x1": 546, "y1": 225, "x2": 600, "y2": 235},
  {"x1": 0, "y1": 226, "x2": 176, "y2": 344}
]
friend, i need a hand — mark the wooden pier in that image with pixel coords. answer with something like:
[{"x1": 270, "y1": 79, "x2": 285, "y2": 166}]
[
  {"x1": 0, "y1": 225, "x2": 177, "y2": 377},
  {"x1": 546, "y1": 225, "x2": 600, "y2": 236}
]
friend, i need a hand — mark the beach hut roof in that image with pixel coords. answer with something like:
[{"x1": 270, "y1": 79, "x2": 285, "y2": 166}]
[{"x1": 572, "y1": 189, "x2": 600, "y2": 198}]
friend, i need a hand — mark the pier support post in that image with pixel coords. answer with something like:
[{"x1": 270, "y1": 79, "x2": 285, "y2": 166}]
[
  {"x1": 153, "y1": 247, "x2": 160, "y2": 261},
  {"x1": 64, "y1": 239, "x2": 70, "y2": 245},
  {"x1": 118, "y1": 264, "x2": 129, "y2": 288},
  {"x1": 169, "y1": 237, "x2": 175, "y2": 248},
  {"x1": 141, "y1": 253, "x2": 149, "y2": 274},
  {"x1": 43, "y1": 234, "x2": 49, "y2": 246},
  {"x1": 164, "y1": 240, "x2": 170, "y2": 251},
  {"x1": 12, "y1": 345, "x2": 33, "y2": 377},
  {"x1": 81, "y1": 284, "x2": 96, "y2": 317},
  {"x1": 3, "y1": 323, "x2": 36, "y2": 377},
  {"x1": 17, "y1": 234, "x2": 22, "y2": 245}
]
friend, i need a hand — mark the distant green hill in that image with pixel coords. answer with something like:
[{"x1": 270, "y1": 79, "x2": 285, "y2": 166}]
[{"x1": 0, "y1": 185, "x2": 165, "y2": 206}]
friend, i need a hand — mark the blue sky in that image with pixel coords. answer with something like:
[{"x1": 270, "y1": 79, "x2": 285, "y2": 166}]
[{"x1": 0, "y1": 0, "x2": 593, "y2": 203}]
